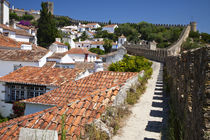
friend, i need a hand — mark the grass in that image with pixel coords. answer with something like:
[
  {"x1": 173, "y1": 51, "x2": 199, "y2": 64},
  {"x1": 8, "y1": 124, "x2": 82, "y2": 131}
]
[{"x1": 126, "y1": 67, "x2": 153, "y2": 105}]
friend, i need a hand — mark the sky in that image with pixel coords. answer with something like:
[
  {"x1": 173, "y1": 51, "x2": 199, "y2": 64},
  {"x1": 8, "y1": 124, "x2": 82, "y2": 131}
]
[{"x1": 9, "y1": 0, "x2": 210, "y2": 33}]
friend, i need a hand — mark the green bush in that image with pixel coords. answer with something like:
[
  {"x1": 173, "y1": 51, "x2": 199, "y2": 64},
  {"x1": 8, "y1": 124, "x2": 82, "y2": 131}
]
[
  {"x1": 21, "y1": 14, "x2": 34, "y2": 21},
  {"x1": 108, "y1": 54, "x2": 152, "y2": 72},
  {"x1": 89, "y1": 48, "x2": 105, "y2": 55},
  {"x1": 0, "y1": 114, "x2": 8, "y2": 123}
]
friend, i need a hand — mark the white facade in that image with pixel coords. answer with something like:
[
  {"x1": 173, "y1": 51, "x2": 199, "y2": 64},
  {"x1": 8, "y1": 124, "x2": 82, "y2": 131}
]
[
  {"x1": 49, "y1": 43, "x2": 68, "y2": 53},
  {"x1": 102, "y1": 25, "x2": 118, "y2": 33},
  {"x1": 0, "y1": 81, "x2": 13, "y2": 117},
  {"x1": 0, "y1": 51, "x2": 53, "y2": 77},
  {"x1": 0, "y1": 60, "x2": 39, "y2": 77},
  {"x1": 0, "y1": 0, "x2": 9, "y2": 25},
  {"x1": 15, "y1": 34, "x2": 30, "y2": 42}
]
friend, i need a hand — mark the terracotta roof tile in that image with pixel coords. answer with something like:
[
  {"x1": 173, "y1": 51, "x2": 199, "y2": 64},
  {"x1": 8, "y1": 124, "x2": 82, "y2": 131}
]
[
  {"x1": 0, "y1": 34, "x2": 21, "y2": 48},
  {"x1": 0, "y1": 24, "x2": 33, "y2": 37},
  {"x1": 67, "y1": 48, "x2": 97, "y2": 55},
  {"x1": 0, "y1": 66, "x2": 84, "y2": 87}
]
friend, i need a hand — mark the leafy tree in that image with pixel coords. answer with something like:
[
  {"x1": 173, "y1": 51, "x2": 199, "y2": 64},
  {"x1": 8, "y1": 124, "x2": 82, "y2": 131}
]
[
  {"x1": 10, "y1": 12, "x2": 20, "y2": 21},
  {"x1": 54, "y1": 16, "x2": 72, "y2": 27},
  {"x1": 94, "y1": 30, "x2": 117, "y2": 41},
  {"x1": 115, "y1": 23, "x2": 140, "y2": 42},
  {"x1": 37, "y1": 2, "x2": 58, "y2": 48},
  {"x1": 80, "y1": 32, "x2": 88, "y2": 41},
  {"x1": 200, "y1": 33, "x2": 210, "y2": 43},
  {"x1": 103, "y1": 39, "x2": 113, "y2": 54},
  {"x1": 108, "y1": 20, "x2": 111, "y2": 25},
  {"x1": 64, "y1": 42, "x2": 71, "y2": 50},
  {"x1": 89, "y1": 48, "x2": 105, "y2": 55},
  {"x1": 21, "y1": 14, "x2": 34, "y2": 21}
]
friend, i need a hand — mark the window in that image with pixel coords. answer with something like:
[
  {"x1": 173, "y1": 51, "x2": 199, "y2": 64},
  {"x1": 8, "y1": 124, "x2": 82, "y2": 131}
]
[
  {"x1": 6, "y1": 84, "x2": 46, "y2": 102},
  {"x1": 97, "y1": 46, "x2": 100, "y2": 49}
]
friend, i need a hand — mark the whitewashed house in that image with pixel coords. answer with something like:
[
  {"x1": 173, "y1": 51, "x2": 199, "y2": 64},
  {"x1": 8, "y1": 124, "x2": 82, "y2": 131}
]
[
  {"x1": 102, "y1": 24, "x2": 118, "y2": 33},
  {"x1": 49, "y1": 41, "x2": 68, "y2": 53},
  {"x1": 0, "y1": 66, "x2": 87, "y2": 117},
  {"x1": 0, "y1": 24, "x2": 34, "y2": 43},
  {"x1": 75, "y1": 40, "x2": 117, "y2": 51},
  {"x1": 86, "y1": 23, "x2": 101, "y2": 29},
  {"x1": 67, "y1": 48, "x2": 97, "y2": 62}
]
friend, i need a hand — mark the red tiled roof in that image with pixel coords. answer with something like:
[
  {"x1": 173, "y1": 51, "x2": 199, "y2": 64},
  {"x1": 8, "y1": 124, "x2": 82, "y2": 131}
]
[
  {"x1": 103, "y1": 24, "x2": 118, "y2": 28},
  {"x1": 0, "y1": 87, "x2": 120, "y2": 140},
  {"x1": 0, "y1": 34, "x2": 21, "y2": 48},
  {"x1": 0, "y1": 46, "x2": 48, "y2": 62},
  {"x1": 67, "y1": 48, "x2": 97, "y2": 55},
  {"x1": 22, "y1": 71, "x2": 138, "y2": 106},
  {"x1": 42, "y1": 61, "x2": 56, "y2": 68},
  {"x1": 0, "y1": 24, "x2": 33, "y2": 37},
  {"x1": 16, "y1": 24, "x2": 35, "y2": 30},
  {"x1": 47, "y1": 53, "x2": 66, "y2": 59},
  {"x1": 0, "y1": 66, "x2": 85, "y2": 87}
]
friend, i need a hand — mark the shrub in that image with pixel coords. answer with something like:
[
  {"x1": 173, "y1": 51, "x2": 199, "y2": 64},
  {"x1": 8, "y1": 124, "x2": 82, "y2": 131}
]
[
  {"x1": 108, "y1": 54, "x2": 152, "y2": 72},
  {"x1": 12, "y1": 101, "x2": 25, "y2": 117},
  {"x1": 89, "y1": 48, "x2": 105, "y2": 55},
  {"x1": 0, "y1": 114, "x2": 8, "y2": 123},
  {"x1": 19, "y1": 20, "x2": 32, "y2": 26}
]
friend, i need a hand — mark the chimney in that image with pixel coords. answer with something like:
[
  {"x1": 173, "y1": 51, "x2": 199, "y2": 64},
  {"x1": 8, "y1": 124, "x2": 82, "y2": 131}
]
[{"x1": 94, "y1": 60, "x2": 103, "y2": 72}]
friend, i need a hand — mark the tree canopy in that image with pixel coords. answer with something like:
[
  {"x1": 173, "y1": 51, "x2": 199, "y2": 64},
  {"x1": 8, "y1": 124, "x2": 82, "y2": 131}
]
[
  {"x1": 103, "y1": 39, "x2": 113, "y2": 54},
  {"x1": 37, "y1": 2, "x2": 58, "y2": 48}
]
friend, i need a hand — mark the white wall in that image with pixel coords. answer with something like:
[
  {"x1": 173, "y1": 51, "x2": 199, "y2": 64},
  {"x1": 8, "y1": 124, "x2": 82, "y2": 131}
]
[
  {"x1": 3, "y1": 1, "x2": 9, "y2": 25},
  {"x1": 0, "y1": 82, "x2": 13, "y2": 117},
  {"x1": 15, "y1": 35, "x2": 30, "y2": 42},
  {"x1": 68, "y1": 54, "x2": 85, "y2": 62},
  {"x1": 90, "y1": 44, "x2": 104, "y2": 50},
  {"x1": 60, "y1": 54, "x2": 74, "y2": 63},
  {"x1": 49, "y1": 44, "x2": 68, "y2": 53},
  {"x1": 24, "y1": 103, "x2": 54, "y2": 115},
  {"x1": 0, "y1": 60, "x2": 39, "y2": 77},
  {"x1": 38, "y1": 51, "x2": 54, "y2": 67}
]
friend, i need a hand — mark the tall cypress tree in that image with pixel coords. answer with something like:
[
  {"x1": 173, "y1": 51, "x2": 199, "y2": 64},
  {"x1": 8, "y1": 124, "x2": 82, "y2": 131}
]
[{"x1": 37, "y1": 2, "x2": 58, "y2": 48}]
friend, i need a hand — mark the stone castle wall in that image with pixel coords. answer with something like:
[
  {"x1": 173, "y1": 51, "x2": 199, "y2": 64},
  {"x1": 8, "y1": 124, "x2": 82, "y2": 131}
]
[
  {"x1": 165, "y1": 47, "x2": 210, "y2": 140},
  {"x1": 125, "y1": 25, "x2": 191, "y2": 62}
]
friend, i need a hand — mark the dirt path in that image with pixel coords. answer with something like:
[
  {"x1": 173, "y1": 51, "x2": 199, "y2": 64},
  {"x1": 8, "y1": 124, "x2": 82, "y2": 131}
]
[{"x1": 112, "y1": 61, "x2": 168, "y2": 140}]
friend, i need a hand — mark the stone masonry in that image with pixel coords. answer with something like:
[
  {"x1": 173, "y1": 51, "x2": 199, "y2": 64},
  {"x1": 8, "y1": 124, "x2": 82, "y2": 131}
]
[{"x1": 165, "y1": 47, "x2": 210, "y2": 140}]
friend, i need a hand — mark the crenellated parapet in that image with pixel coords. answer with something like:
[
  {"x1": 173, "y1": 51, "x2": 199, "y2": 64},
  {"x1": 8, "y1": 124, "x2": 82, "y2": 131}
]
[{"x1": 124, "y1": 24, "x2": 192, "y2": 62}]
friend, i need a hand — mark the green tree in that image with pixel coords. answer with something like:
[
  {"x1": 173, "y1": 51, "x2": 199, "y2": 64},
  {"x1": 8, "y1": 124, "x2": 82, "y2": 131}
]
[
  {"x1": 21, "y1": 14, "x2": 34, "y2": 21},
  {"x1": 37, "y1": 2, "x2": 58, "y2": 48},
  {"x1": 103, "y1": 39, "x2": 112, "y2": 53},
  {"x1": 9, "y1": 12, "x2": 20, "y2": 21},
  {"x1": 108, "y1": 20, "x2": 111, "y2": 25},
  {"x1": 80, "y1": 32, "x2": 88, "y2": 41},
  {"x1": 89, "y1": 48, "x2": 105, "y2": 55}
]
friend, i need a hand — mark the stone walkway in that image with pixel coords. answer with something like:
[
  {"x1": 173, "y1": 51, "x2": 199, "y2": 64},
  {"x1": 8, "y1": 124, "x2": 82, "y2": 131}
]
[{"x1": 112, "y1": 61, "x2": 169, "y2": 140}]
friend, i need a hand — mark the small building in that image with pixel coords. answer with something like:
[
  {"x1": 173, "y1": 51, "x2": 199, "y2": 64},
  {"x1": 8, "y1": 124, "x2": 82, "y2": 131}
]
[
  {"x1": 100, "y1": 46, "x2": 127, "y2": 64},
  {"x1": 49, "y1": 41, "x2": 68, "y2": 53},
  {"x1": 118, "y1": 34, "x2": 127, "y2": 47},
  {"x1": 0, "y1": 24, "x2": 34, "y2": 43},
  {"x1": 86, "y1": 23, "x2": 101, "y2": 29},
  {"x1": 67, "y1": 48, "x2": 97, "y2": 62},
  {"x1": 102, "y1": 24, "x2": 118, "y2": 33}
]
